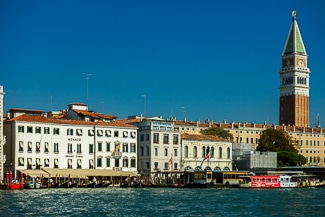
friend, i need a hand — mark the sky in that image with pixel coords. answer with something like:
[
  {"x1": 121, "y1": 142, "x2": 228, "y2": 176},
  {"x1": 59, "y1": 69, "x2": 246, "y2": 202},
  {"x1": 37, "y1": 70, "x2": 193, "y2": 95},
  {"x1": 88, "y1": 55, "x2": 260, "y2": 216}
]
[{"x1": 1, "y1": 1, "x2": 324, "y2": 126}]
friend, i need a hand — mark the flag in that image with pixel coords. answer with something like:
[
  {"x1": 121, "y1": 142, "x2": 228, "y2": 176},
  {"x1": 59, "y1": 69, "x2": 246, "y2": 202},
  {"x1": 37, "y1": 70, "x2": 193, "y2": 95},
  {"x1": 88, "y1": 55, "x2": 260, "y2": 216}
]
[
  {"x1": 168, "y1": 156, "x2": 173, "y2": 169},
  {"x1": 113, "y1": 141, "x2": 120, "y2": 154},
  {"x1": 205, "y1": 151, "x2": 211, "y2": 161}
]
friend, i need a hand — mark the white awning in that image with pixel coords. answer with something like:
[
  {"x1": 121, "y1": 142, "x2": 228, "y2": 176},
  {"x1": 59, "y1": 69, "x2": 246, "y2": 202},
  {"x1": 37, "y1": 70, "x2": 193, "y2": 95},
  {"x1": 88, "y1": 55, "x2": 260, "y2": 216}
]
[
  {"x1": 98, "y1": 130, "x2": 103, "y2": 136},
  {"x1": 28, "y1": 142, "x2": 32, "y2": 149},
  {"x1": 45, "y1": 142, "x2": 49, "y2": 149},
  {"x1": 19, "y1": 141, "x2": 23, "y2": 149},
  {"x1": 19, "y1": 158, "x2": 24, "y2": 165},
  {"x1": 106, "y1": 130, "x2": 111, "y2": 137},
  {"x1": 68, "y1": 160, "x2": 72, "y2": 166},
  {"x1": 36, "y1": 158, "x2": 41, "y2": 165},
  {"x1": 89, "y1": 130, "x2": 94, "y2": 136},
  {"x1": 77, "y1": 129, "x2": 82, "y2": 135},
  {"x1": 45, "y1": 159, "x2": 49, "y2": 165},
  {"x1": 89, "y1": 160, "x2": 93, "y2": 166},
  {"x1": 123, "y1": 131, "x2": 128, "y2": 137},
  {"x1": 36, "y1": 143, "x2": 40, "y2": 148},
  {"x1": 77, "y1": 159, "x2": 81, "y2": 166},
  {"x1": 28, "y1": 158, "x2": 32, "y2": 165},
  {"x1": 54, "y1": 159, "x2": 58, "y2": 165},
  {"x1": 131, "y1": 132, "x2": 136, "y2": 138}
]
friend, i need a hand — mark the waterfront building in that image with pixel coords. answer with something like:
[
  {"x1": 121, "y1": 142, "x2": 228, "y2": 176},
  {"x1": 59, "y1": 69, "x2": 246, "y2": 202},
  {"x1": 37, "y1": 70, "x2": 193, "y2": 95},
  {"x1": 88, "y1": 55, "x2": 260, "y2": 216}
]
[
  {"x1": 279, "y1": 12, "x2": 310, "y2": 128},
  {"x1": 3, "y1": 103, "x2": 137, "y2": 180},
  {"x1": 233, "y1": 151, "x2": 277, "y2": 172},
  {"x1": 126, "y1": 116, "x2": 181, "y2": 174},
  {"x1": 181, "y1": 133, "x2": 232, "y2": 171},
  {"x1": 173, "y1": 119, "x2": 325, "y2": 166},
  {"x1": 0, "y1": 86, "x2": 4, "y2": 180}
]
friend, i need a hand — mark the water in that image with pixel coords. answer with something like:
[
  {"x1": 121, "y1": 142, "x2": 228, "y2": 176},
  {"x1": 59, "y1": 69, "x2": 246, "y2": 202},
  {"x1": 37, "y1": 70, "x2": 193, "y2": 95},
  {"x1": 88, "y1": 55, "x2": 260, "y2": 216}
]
[{"x1": 0, "y1": 187, "x2": 325, "y2": 216}]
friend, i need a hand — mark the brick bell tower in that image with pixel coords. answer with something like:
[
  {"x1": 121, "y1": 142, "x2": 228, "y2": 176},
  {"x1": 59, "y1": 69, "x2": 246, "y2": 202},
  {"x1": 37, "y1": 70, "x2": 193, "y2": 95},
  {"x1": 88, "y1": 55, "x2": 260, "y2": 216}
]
[{"x1": 279, "y1": 11, "x2": 310, "y2": 128}]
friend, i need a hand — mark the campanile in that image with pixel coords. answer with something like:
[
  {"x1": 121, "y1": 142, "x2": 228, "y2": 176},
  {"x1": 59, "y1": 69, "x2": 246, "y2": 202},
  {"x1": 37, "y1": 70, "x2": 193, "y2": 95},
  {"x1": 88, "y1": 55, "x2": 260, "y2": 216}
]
[{"x1": 279, "y1": 11, "x2": 310, "y2": 128}]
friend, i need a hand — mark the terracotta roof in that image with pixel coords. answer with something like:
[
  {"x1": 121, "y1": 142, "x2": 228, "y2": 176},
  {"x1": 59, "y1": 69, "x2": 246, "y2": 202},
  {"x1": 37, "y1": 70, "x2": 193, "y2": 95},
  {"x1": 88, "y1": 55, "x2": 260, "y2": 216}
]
[
  {"x1": 73, "y1": 110, "x2": 116, "y2": 120},
  {"x1": 181, "y1": 133, "x2": 229, "y2": 142},
  {"x1": 5, "y1": 114, "x2": 136, "y2": 128}
]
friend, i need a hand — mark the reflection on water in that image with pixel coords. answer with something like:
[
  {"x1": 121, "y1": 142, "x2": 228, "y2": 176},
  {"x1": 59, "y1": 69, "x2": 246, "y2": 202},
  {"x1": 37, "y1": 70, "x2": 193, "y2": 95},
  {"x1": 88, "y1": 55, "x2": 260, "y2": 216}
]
[{"x1": 0, "y1": 188, "x2": 324, "y2": 216}]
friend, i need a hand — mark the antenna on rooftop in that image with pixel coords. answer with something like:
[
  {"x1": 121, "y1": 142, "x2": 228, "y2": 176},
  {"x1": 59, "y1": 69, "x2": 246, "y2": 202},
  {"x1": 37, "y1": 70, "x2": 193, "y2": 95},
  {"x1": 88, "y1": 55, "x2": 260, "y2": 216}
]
[
  {"x1": 83, "y1": 73, "x2": 92, "y2": 105},
  {"x1": 316, "y1": 113, "x2": 321, "y2": 128}
]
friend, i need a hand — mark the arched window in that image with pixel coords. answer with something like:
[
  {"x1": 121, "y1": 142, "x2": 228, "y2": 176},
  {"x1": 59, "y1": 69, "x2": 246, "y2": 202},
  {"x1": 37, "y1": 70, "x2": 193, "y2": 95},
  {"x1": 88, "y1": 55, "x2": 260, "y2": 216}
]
[
  {"x1": 184, "y1": 146, "x2": 188, "y2": 158},
  {"x1": 214, "y1": 166, "x2": 221, "y2": 171},
  {"x1": 204, "y1": 166, "x2": 212, "y2": 171},
  {"x1": 223, "y1": 167, "x2": 230, "y2": 171},
  {"x1": 219, "y1": 147, "x2": 222, "y2": 158},
  {"x1": 184, "y1": 166, "x2": 193, "y2": 171},
  {"x1": 211, "y1": 147, "x2": 214, "y2": 158},
  {"x1": 227, "y1": 147, "x2": 231, "y2": 159},
  {"x1": 194, "y1": 166, "x2": 202, "y2": 171},
  {"x1": 202, "y1": 146, "x2": 206, "y2": 158},
  {"x1": 193, "y1": 146, "x2": 197, "y2": 158},
  {"x1": 206, "y1": 146, "x2": 210, "y2": 156}
]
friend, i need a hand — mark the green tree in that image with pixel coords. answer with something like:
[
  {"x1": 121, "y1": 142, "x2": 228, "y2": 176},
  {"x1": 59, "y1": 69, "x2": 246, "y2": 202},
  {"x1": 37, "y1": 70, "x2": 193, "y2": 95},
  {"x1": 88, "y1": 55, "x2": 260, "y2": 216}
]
[
  {"x1": 256, "y1": 128, "x2": 296, "y2": 152},
  {"x1": 257, "y1": 129, "x2": 305, "y2": 166},
  {"x1": 277, "y1": 151, "x2": 307, "y2": 167},
  {"x1": 200, "y1": 127, "x2": 233, "y2": 140}
]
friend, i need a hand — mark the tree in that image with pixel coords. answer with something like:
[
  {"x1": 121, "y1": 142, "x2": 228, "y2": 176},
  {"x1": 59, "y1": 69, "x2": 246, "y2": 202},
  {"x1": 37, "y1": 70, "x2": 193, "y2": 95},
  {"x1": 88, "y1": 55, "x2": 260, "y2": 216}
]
[
  {"x1": 200, "y1": 127, "x2": 233, "y2": 140},
  {"x1": 257, "y1": 129, "x2": 305, "y2": 167},
  {"x1": 277, "y1": 151, "x2": 307, "y2": 167},
  {"x1": 256, "y1": 129, "x2": 296, "y2": 152}
]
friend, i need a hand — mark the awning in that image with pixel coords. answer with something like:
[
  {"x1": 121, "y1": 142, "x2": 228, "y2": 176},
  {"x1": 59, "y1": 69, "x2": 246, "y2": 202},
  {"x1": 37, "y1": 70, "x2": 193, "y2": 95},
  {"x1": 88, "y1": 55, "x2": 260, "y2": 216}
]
[
  {"x1": 45, "y1": 159, "x2": 49, "y2": 165},
  {"x1": 19, "y1": 169, "x2": 49, "y2": 177},
  {"x1": 42, "y1": 168, "x2": 137, "y2": 178},
  {"x1": 19, "y1": 141, "x2": 23, "y2": 149},
  {"x1": 36, "y1": 158, "x2": 41, "y2": 165},
  {"x1": 19, "y1": 158, "x2": 24, "y2": 165},
  {"x1": 98, "y1": 130, "x2": 103, "y2": 136},
  {"x1": 54, "y1": 159, "x2": 58, "y2": 165},
  {"x1": 106, "y1": 130, "x2": 111, "y2": 137}
]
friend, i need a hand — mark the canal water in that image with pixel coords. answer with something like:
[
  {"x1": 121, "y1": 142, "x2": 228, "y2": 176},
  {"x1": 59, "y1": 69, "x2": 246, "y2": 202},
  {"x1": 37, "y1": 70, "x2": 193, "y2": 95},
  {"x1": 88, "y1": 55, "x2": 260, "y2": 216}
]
[{"x1": 0, "y1": 187, "x2": 324, "y2": 216}]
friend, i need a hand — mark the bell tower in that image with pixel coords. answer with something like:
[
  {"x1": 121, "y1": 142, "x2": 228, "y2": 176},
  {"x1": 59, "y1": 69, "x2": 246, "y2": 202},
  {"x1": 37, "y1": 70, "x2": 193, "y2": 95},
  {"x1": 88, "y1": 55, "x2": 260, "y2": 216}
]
[{"x1": 279, "y1": 11, "x2": 310, "y2": 128}]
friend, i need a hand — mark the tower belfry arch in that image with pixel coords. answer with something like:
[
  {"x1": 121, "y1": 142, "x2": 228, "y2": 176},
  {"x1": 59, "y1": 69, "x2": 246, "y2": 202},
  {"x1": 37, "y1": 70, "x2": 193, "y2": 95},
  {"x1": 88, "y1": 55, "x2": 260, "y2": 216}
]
[{"x1": 279, "y1": 11, "x2": 310, "y2": 128}]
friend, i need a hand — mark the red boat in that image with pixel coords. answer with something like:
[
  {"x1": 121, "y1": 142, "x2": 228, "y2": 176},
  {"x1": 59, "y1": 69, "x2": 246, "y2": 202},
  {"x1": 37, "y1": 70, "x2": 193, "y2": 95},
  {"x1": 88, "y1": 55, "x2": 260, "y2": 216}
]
[
  {"x1": 240, "y1": 175, "x2": 280, "y2": 188},
  {"x1": 0, "y1": 171, "x2": 24, "y2": 190}
]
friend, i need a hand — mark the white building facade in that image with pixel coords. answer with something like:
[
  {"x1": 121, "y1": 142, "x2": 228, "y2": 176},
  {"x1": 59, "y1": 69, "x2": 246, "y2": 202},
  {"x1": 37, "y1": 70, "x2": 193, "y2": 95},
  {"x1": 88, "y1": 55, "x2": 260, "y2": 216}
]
[{"x1": 3, "y1": 104, "x2": 138, "y2": 179}]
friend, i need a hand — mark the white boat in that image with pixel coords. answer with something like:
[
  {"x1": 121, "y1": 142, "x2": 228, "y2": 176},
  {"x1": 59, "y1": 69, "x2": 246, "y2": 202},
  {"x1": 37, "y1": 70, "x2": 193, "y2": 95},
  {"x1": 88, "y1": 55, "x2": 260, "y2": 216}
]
[{"x1": 24, "y1": 181, "x2": 41, "y2": 189}]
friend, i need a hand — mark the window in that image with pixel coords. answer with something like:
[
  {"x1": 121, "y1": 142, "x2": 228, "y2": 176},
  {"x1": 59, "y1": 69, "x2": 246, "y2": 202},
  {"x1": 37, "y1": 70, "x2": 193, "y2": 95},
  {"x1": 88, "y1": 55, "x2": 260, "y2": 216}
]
[
  {"x1": 36, "y1": 142, "x2": 40, "y2": 152},
  {"x1": 27, "y1": 126, "x2": 33, "y2": 133},
  {"x1": 164, "y1": 148, "x2": 168, "y2": 156},
  {"x1": 154, "y1": 162, "x2": 158, "y2": 170},
  {"x1": 174, "y1": 149, "x2": 178, "y2": 157},
  {"x1": 98, "y1": 142, "x2": 102, "y2": 152},
  {"x1": 123, "y1": 143, "x2": 128, "y2": 152},
  {"x1": 35, "y1": 127, "x2": 41, "y2": 134},
  {"x1": 68, "y1": 143, "x2": 73, "y2": 153},
  {"x1": 54, "y1": 143, "x2": 59, "y2": 153},
  {"x1": 68, "y1": 159, "x2": 72, "y2": 169},
  {"x1": 163, "y1": 134, "x2": 169, "y2": 144},
  {"x1": 219, "y1": 147, "x2": 222, "y2": 158},
  {"x1": 75, "y1": 144, "x2": 81, "y2": 153},
  {"x1": 44, "y1": 127, "x2": 50, "y2": 134},
  {"x1": 44, "y1": 159, "x2": 50, "y2": 167},
  {"x1": 114, "y1": 131, "x2": 119, "y2": 137},
  {"x1": 131, "y1": 158, "x2": 136, "y2": 167},
  {"x1": 89, "y1": 144, "x2": 94, "y2": 154},
  {"x1": 54, "y1": 159, "x2": 59, "y2": 168},
  {"x1": 28, "y1": 142, "x2": 32, "y2": 152},
  {"x1": 211, "y1": 147, "x2": 214, "y2": 158},
  {"x1": 44, "y1": 142, "x2": 49, "y2": 152},
  {"x1": 106, "y1": 130, "x2": 111, "y2": 137},
  {"x1": 173, "y1": 134, "x2": 178, "y2": 145},
  {"x1": 67, "y1": 128, "x2": 73, "y2": 135},
  {"x1": 164, "y1": 162, "x2": 168, "y2": 169},
  {"x1": 202, "y1": 146, "x2": 206, "y2": 158},
  {"x1": 106, "y1": 142, "x2": 111, "y2": 152},
  {"x1": 76, "y1": 129, "x2": 82, "y2": 136},
  {"x1": 27, "y1": 158, "x2": 32, "y2": 169},
  {"x1": 146, "y1": 134, "x2": 149, "y2": 141},
  {"x1": 53, "y1": 128, "x2": 60, "y2": 135},
  {"x1": 89, "y1": 160, "x2": 94, "y2": 169},
  {"x1": 140, "y1": 134, "x2": 144, "y2": 141},
  {"x1": 77, "y1": 159, "x2": 82, "y2": 169},
  {"x1": 106, "y1": 158, "x2": 110, "y2": 167},
  {"x1": 97, "y1": 158, "x2": 102, "y2": 167},
  {"x1": 155, "y1": 148, "x2": 158, "y2": 156},
  {"x1": 174, "y1": 163, "x2": 178, "y2": 170},
  {"x1": 123, "y1": 131, "x2": 128, "y2": 137},
  {"x1": 123, "y1": 158, "x2": 128, "y2": 167},
  {"x1": 193, "y1": 146, "x2": 197, "y2": 158},
  {"x1": 184, "y1": 146, "x2": 188, "y2": 158},
  {"x1": 18, "y1": 126, "x2": 24, "y2": 133},
  {"x1": 227, "y1": 147, "x2": 231, "y2": 159},
  {"x1": 19, "y1": 141, "x2": 23, "y2": 152},
  {"x1": 153, "y1": 133, "x2": 159, "y2": 144},
  {"x1": 146, "y1": 146, "x2": 150, "y2": 156},
  {"x1": 130, "y1": 143, "x2": 136, "y2": 153},
  {"x1": 88, "y1": 130, "x2": 95, "y2": 136},
  {"x1": 97, "y1": 130, "x2": 103, "y2": 136},
  {"x1": 140, "y1": 147, "x2": 144, "y2": 156},
  {"x1": 18, "y1": 157, "x2": 24, "y2": 166}
]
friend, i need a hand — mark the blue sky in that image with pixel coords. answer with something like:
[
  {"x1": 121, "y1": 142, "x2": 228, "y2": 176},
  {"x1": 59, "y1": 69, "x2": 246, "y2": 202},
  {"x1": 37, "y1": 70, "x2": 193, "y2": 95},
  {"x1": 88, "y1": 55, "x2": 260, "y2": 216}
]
[{"x1": 1, "y1": 1, "x2": 324, "y2": 126}]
